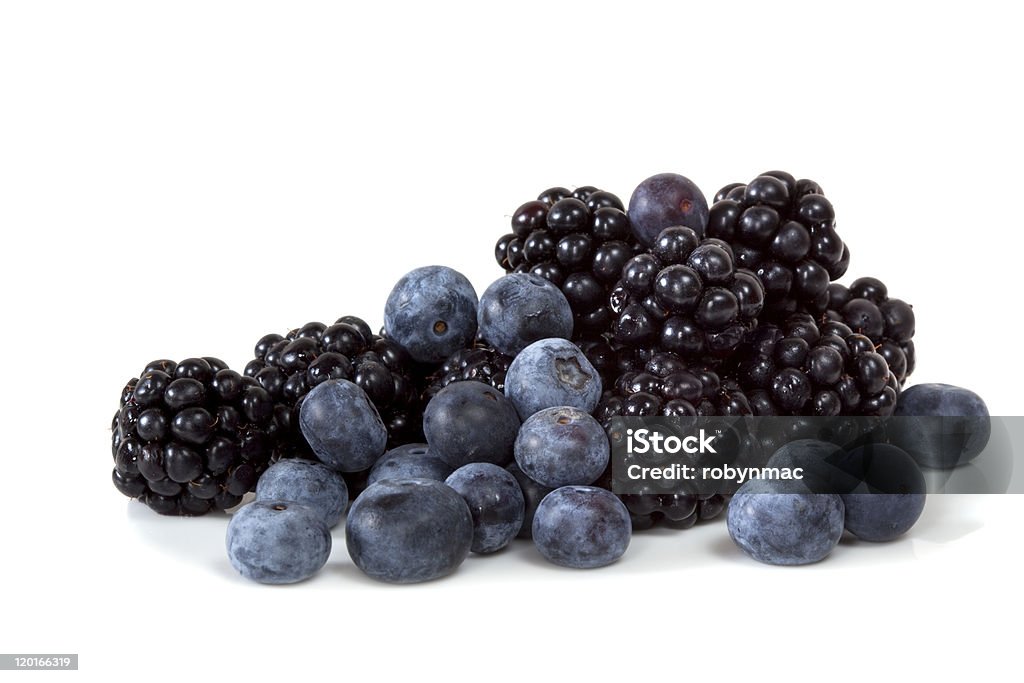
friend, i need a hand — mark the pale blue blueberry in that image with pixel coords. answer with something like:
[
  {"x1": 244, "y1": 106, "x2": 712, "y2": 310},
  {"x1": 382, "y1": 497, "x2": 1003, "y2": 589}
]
[
  {"x1": 226, "y1": 500, "x2": 332, "y2": 584},
  {"x1": 504, "y1": 338, "x2": 602, "y2": 420},
  {"x1": 255, "y1": 459, "x2": 349, "y2": 528}
]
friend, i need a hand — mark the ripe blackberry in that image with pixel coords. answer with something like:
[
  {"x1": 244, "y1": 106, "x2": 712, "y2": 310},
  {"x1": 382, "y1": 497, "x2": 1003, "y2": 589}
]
[
  {"x1": 111, "y1": 357, "x2": 276, "y2": 516},
  {"x1": 243, "y1": 316, "x2": 424, "y2": 455},
  {"x1": 494, "y1": 186, "x2": 640, "y2": 337},
  {"x1": 592, "y1": 351, "x2": 748, "y2": 529},
  {"x1": 732, "y1": 313, "x2": 899, "y2": 417},
  {"x1": 707, "y1": 171, "x2": 850, "y2": 317},
  {"x1": 594, "y1": 351, "x2": 754, "y2": 422},
  {"x1": 608, "y1": 226, "x2": 765, "y2": 360},
  {"x1": 422, "y1": 342, "x2": 513, "y2": 402},
  {"x1": 824, "y1": 277, "x2": 916, "y2": 384}
]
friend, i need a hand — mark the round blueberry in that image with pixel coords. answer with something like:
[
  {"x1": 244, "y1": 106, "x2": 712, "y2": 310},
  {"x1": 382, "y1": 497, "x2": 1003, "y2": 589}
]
[
  {"x1": 515, "y1": 406, "x2": 609, "y2": 488},
  {"x1": 842, "y1": 493, "x2": 927, "y2": 542},
  {"x1": 299, "y1": 379, "x2": 387, "y2": 472},
  {"x1": 367, "y1": 443, "x2": 453, "y2": 486},
  {"x1": 727, "y1": 479, "x2": 844, "y2": 566},
  {"x1": 423, "y1": 381, "x2": 520, "y2": 468},
  {"x1": 346, "y1": 479, "x2": 473, "y2": 584},
  {"x1": 255, "y1": 459, "x2": 349, "y2": 528},
  {"x1": 890, "y1": 383, "x2": 991, "y2": 468},
  {"x1": 833, "y1": 443, "x2": 926, "y2": 541},
  {"x1": 226, "y1": 500, "x2": 332, "y2": 584},
  {"x1": 532, "y1": 486, "x2": 631, "y2": 569},
  {"x1": 627, "y1": 172, "x2": 710, "y2": 247},
  {"x1": 383, "y1": 265, "x2": 478, "y2": 363},
  {"x1": 504, "y1": 338, "x2": 602, "y2": 420},
  {"x1": 446, "y1": 463, "x2": 525, "y2": 554},
  {"x1": 477, "y1": 273, "x2": 573, "y2": 356}
]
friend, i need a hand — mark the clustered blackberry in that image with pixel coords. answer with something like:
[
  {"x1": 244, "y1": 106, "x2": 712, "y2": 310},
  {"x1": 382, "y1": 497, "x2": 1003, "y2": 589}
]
[
  {"x1": 243, "y1": 316, "x2": 424, "y2": 454},
  {"x1": 731, "y1": 313, "x2": 899, "y2": 417},
  {"x1": 593, "y1": 350, "x2": 754, "y2": 422},
  {"x1": 111, "y1": 358, "x2": 276, "y2": 516},
  {"x1": 707, "y1": 171, "x2": 849, "y2": 317},
  {"x1": 494, "y1": 186, "x2": 640, "y2": 337},
  {"x1": 421, "y1": 343, "x2": 513, "y2": 402},
  {"x1": 608, "y1": 226, "x2": 765, "y2": 359},
  {"x1": 823, "y1": 277, "x2": 916, "y2": 384}
]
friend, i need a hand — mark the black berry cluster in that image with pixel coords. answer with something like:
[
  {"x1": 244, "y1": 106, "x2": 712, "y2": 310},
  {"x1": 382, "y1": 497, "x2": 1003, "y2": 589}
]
[
  {"x1": 707, "y1": 171, "x2": 849, "y2": 317},
  {"x1": 608, "y1": 226, "x2": 765, "y2": 359},
  {"x1": 731, "y1": 313, "x2": 899, "y2": 417},
  {"x1": 111, "y1": 358, "x2": 276, "y2": 516},
  {"x1": 824, "y1": 277, "x2": 916, "y2": 384}
]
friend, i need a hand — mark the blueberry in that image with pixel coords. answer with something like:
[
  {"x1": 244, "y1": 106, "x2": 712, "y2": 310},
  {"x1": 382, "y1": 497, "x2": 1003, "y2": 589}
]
[
  {"x1": 367, "y1": 443, "x2": 453, "y2": 486},
  {"x1": 423, "y1": 381, "x2": 520, "y2": 468},
  {"x1": 299, "y1": 379, "x2": 387, "y2": 472},
  {"x1": 834, "y1": 443, "x2": 926, "y2": 541},
  {"x1": 532, "y1": 486, "x2": 631, "y2": 569},
  {"x1": 504, "y1": 338, "x2": 602, "y2": 420},
  {"x1": 255, "y1": 459, "x2": 349, "y2": 528},
  {"x1": 346, "y1": 479, "x2": 473, "y2": 584},
  {"x1": 841, "y1": 493, "x2": 926, "y2": 542},
  {"x1": 514, "y1": 406, "x2": 609, "y2": 488},
  {"x1": 766, "y1": 439, "x2": 862, "y2": 494},
  {"x1": 727, "y1": 479, "x2": 844, "y2": 566},
  {"x1": 226, "y1": 500, "x2": 332, "y2": 584},
  {"x1": 445, "y1": 463, "x2": 525, "y2": 554},
  {"x1": 383, "y1": 265, "x2": 478, "y2": 363},
  {"x1": 506, "y1": 462, "x2": 554, "y2": 539},
  {"x1": 890, "y1": 383, "x2": 991, "y2": 468},
  {"x1": 477, "y1": 273, "x2": 573, "y2": 356},
  {"x1": 627, "y1": 173, "x2": 710, "y2": 247}
]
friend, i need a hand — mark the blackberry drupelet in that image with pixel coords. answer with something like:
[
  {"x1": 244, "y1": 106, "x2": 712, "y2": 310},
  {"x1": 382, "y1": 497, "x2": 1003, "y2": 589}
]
[
  {"x1": 707, "y1": 171, "x2": 849, "y2": 317},
  {"x1": 243, "y1": 316, "x2": 424, "y2": 455},
  {"x1": 592, "y1": 351, "x2": 747, "y2": 529},
  {"x1": 111, "y1": 357, "x2": 276, "y2": 516},
  {"x1": 731, "y1": 313, "x2": 899, "y2": 417},
  {"x1": 421, "y1": 342, "x2": 513, "y2": 402},
  {"x1": 824, "y1": 277, "x2": 916, "y2": 384},
  {"x1": 494, "y1": 186, "x2": 640, "y2": 337},
  {"x1": 608, "y1": 226, "x2": 765, "y2": 360}
]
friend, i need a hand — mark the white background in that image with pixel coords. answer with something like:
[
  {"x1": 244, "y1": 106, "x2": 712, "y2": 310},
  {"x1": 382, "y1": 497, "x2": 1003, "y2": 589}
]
[{"x1": 2, "y1": 1, "x2": 1022, "y2": 680}]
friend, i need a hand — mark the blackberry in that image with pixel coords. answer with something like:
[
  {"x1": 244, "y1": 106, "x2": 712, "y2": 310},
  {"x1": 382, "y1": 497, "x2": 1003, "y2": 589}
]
[
  {"x1": 592, "y1": 351, "x2": 748, "y2": 529},
  {"x1": 494, "y1": 186, "x2": 640, "y2": 338},
  {"x1": 707, "y1": 171, "x2": 849, "y2": 317},
  {"x1": 824, "y1": 277, "x2": 916, "y2": 384},
  {"x1": 607, "y1": 226, "x2": 765, "y2": 360},
  {"x1": 243, "y1": 316, "x2": 424, "y2": 455},
  {"x1": 594, "y1": 351, "x2": 754, "y2": 423},
  {"x1": 422, "y1": 342, "x2": 513, "y2": 402},
  {"x1": 111, "y1": 357, "x2": 276, "y2": 516},
  {"x1": 731, "y1": 313, "x2": 899, "y2": 417}
]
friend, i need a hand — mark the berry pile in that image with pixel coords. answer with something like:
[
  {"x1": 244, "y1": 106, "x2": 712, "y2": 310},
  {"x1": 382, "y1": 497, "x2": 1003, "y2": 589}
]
[{"x1": 109, "y1": 169, "x2": 991, "y2": 581}]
